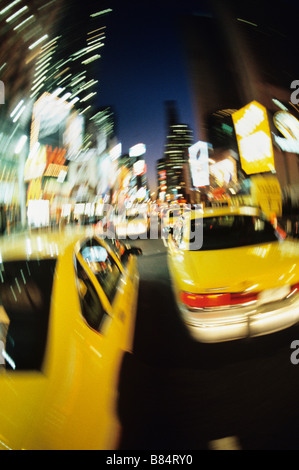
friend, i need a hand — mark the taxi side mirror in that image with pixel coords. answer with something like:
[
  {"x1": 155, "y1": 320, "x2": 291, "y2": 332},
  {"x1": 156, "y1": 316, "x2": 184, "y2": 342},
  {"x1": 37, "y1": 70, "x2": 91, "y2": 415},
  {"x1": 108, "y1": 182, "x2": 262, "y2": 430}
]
[
  {"x1": 120, "y1": 245, "x2": 142, "y2": 265},
  {"x1": 126, "y1": 247, "x2": 142, "y2": 256}
]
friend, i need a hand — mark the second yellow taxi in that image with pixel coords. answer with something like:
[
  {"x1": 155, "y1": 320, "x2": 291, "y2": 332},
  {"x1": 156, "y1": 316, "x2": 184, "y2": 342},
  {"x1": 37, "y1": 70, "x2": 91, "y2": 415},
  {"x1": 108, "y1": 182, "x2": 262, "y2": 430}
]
[{"x1": 167, "y1": 206, "x2": 299, "y2": 343}]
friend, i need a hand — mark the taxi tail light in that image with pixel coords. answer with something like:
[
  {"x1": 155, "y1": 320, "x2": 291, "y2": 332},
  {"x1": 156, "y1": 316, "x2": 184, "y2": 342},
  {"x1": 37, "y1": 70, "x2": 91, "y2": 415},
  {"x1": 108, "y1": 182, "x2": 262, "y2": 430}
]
[
  {"x1": 289, "y1": 282, "x2": 299, "y2": 297},
  {"x1": 180, "y1": 291, "x2": 258, "y2": 309},
  {"x1": 230, "y1": 292, "x2": 258, "y2": 305}
]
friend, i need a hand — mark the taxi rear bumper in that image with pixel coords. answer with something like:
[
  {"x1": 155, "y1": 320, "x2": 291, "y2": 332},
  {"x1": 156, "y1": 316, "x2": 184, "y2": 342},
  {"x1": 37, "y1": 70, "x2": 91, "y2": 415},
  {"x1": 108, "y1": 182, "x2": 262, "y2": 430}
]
[{"x1": 178, "y1": 293, "x2": 299, "y2": 343}]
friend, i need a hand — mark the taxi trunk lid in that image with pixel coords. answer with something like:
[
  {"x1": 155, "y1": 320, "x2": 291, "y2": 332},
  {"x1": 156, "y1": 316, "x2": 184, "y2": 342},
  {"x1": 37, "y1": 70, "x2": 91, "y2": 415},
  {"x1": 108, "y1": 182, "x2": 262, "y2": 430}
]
[{"x1": 181, "y1": 240, "x2": 299, "y2": 294}]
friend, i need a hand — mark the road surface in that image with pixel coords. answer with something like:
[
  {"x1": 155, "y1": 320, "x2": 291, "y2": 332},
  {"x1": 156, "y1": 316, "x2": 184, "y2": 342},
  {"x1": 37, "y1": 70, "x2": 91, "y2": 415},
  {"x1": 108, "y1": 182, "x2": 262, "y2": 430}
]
[{"x1": 117, "y1": 238, "x2": 299, "y2": 450}]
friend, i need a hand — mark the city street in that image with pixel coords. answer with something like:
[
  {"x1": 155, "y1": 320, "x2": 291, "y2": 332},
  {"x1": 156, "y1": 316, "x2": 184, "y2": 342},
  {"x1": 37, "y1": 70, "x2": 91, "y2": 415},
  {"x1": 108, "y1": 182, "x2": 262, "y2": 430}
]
[
  {"x1": 1, "y1": 0, "x2": 299, "y2": 452},
  {"x1": 117, "y1": 238, "x2": 299, "y2": 450}
]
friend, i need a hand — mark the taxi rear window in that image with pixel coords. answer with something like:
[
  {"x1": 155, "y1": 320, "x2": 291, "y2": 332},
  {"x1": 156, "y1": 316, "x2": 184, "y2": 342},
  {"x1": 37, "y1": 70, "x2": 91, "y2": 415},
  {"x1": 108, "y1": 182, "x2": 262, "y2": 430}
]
[
  {"x1": 0, "y1": 259, "x2": 56, "y2": 372},
  {"x1": 189, "y1": 215, "x2": 278, "y2": 250}
]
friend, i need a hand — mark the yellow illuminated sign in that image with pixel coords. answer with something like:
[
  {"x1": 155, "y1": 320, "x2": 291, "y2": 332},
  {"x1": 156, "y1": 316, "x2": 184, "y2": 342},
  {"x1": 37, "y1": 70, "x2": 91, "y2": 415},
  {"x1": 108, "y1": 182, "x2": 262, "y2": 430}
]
[
  {"x1": 250, "y1": 174, "x2": 282, "y2": 217},
  {"x1": 27, "y1": 178, "x2": 42, "y2": 204},
  {"x1": 232, "y1": 101, "x2": 275, "y2": 175}
]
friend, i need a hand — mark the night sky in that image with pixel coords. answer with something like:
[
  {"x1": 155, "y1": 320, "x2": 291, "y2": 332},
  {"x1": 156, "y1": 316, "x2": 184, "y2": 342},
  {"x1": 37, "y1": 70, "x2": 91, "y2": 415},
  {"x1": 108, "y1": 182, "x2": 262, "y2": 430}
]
[
  {"x1": 95, "y1": 0, "x2": 299, "y2": 193},
  {"x1": 96, "y1": 1, "x2": 207, "y2": 192}
]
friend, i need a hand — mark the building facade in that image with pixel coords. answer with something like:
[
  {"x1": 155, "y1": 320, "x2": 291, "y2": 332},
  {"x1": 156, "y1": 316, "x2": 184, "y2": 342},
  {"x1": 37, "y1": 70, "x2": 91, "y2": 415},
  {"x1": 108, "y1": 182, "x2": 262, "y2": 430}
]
[
  {"x1": 0, "y1": 1, "x2": 115, "y2": 227},
  {"x1": 179, "y1": 0, "x2": 299, "y2": 208}
]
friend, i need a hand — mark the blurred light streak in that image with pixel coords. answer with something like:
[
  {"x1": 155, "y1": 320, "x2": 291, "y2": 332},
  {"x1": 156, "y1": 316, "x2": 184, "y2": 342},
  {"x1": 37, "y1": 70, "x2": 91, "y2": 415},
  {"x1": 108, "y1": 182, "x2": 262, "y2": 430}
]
[
  {"x1": 29, "y1": 34, "x2": 49, "y2": 50},
  {"x1": 10, "y1": 99, "x2": 24, "y2": 118},
  {"x1": 60, "y1": 92, "x2": 72, "y2": 101},
  {"x1": 12, "y1": 105, "x2": 26, "y2": 123},
  {"x1": 0, "y1": 0, "x2": 21, "y2": 16},
  {"x1": 20, "y1": 269, "x2": 26, "y2": 284},
  {"x1": 2, "y1": 349, "x2": 16, "y2": 369},
  {"x1": 6, "y1": 5, "x2": 28, "y2": 23},
  {"x1": 14, "y1": 134, "x2": 27, "y2": 153},
  {"x1": 37, "y1": 236, "x2": 43, "y2": 252},
  {"x1": 81, "y1": 54, "x2": 101, "y2": 64},
  {"x1": 10, "y1": 285, "x2": 17, "y2": 302},
  {"x1": 13, "y1": 13, "x2": 34, "y2": 30},
  {"x1": 26, "y1": 238, "x2": 32, "y2": 256},
  {"x1": 69, "y1": 97, "x2": 79, "y2": 106},
  {"x1": 52, "y1": 87, "x2": 64, "y2": 97},
  {"x1": 81, "y1": 92, "x2": 96, "y2": 102},
  {"x1": 237, "y1": 18, "x2": 257, "y2": 27},
  {"x1": 15, "y1": 277, "x2": 21, "y2": 293},
  {"x1": 90, "y1": 8, "x2": 112, "y2": 18}
]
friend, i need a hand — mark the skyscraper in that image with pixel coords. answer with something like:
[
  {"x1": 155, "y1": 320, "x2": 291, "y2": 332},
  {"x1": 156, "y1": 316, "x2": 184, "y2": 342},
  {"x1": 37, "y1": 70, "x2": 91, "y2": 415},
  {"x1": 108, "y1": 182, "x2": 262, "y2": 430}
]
[
  {"x1": 0, "y1": 0, "x2": 115, "y2": 227},
  {"x1": 30, "y1": 1, "x2": 112, "y2": 118},
  {"x1": 0, "y1": 0, "x2": 66, "y2": 227},
  {"x1": 162, "y1": 101, "x2": 193, "y2": 200}
]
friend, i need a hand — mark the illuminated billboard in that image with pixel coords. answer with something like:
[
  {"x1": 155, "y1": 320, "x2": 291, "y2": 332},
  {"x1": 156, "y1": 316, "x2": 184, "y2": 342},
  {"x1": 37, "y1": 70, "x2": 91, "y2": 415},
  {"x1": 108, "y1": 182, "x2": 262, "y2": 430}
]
[
  {"x1": 30, "y1": 92, "x2": 71, "y2": 150},
  {"x1": 27, "y1": 92, "x2": 74, "y2": 179},
  {"x1": 24, "y1": 144, "x2": 67, "y2": 182},
  {"x1": 129, "y1": 143, "x2": 146, "y2": 157},
  {"x1": 209, "y1": 158, "x2": 237, "y2": 186},
  {"x1": 232, "y1": 101, "x2": 275, "y2": 175},
  {"x1": 159, "y1": 170, "x2": 166, "y2": 180},
  {"x1": 188, "y1": 140, "x2": 210, "y2": 187},
  {"x1": 109, "y1": 143, "x2": 122, "y2": 161},
  {"x1": 133, "y1": 160, "x2": 146, "y2": 176}
]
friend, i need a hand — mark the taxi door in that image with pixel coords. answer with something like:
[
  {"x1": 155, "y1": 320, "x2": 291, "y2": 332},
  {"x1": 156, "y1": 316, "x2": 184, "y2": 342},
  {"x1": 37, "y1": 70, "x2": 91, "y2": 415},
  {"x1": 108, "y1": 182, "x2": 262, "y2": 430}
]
[{"x1": 69, "y1": 237, "x2": 139, "y2": 449}]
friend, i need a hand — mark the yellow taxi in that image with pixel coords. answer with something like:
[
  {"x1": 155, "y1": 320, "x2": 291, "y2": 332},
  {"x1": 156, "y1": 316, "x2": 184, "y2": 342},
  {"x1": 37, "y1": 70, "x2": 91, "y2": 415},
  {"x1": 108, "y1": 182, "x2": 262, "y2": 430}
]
[
  {"x1": 167, "y1": 205, "x2": 299, "y2": 343},
  {"x1": 0, "y1": 226, "x2": 141, "y2": 449}
]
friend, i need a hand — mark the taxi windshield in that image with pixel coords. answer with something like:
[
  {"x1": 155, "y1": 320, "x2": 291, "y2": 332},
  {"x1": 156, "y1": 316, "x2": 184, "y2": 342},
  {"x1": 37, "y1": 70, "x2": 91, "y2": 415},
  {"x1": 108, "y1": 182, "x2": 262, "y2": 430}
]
[
  {"x1": 0, "y1": 259, "x2": 56, "y2": 372},
  {"x1": 189, "y1": 215, "x2": 278, "y2": 251}
]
